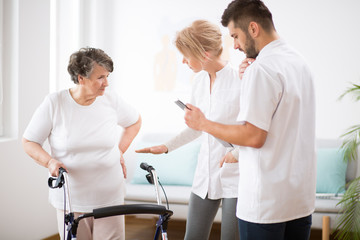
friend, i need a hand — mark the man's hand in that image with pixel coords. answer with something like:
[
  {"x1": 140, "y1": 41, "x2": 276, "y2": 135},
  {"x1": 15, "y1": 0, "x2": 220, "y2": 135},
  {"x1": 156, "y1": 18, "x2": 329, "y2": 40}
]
[
  {"x1": 135, "y1": 144, "x2": 168, "y2": 154},
  {"x1": 239, "y1": 58, "x2": 255, "y2": 80},
  {"x1": 184, "y1": 104, "x2": 207, "y2": 131},
  {"x1": 220, "y1": 151, "x2": 238, "y2": 167}
]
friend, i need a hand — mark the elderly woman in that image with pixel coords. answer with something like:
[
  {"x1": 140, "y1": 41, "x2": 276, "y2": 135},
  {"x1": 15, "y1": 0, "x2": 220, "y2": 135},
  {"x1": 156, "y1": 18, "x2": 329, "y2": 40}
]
[
  {"x1": 136, "y1": 20, "x2": 241, "y2": 240},
  {"x1": 22, "y1": 47, "x2": 141, "y2": 240}
]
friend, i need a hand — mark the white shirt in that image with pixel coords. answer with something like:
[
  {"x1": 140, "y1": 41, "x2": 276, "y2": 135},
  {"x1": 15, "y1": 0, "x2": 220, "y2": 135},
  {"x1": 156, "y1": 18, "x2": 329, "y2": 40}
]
[
  {"x1": 236, "y1": 39, "x2": 316, "y2": 223},
  {"x1": 167, "y1": 63, "x2": 241, "y2": 199},
  {"x1": 23, "y1": 89, "x2": 139, "y2": 212}
]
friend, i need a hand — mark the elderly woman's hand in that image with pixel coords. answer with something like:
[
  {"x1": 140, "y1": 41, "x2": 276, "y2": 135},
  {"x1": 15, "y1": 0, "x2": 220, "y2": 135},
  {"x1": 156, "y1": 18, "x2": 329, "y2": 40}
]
[
  {"x1": 47, "y1": 158, "x2": 67, "y2": 177},
  {"x1": 120, "y1": 151, "x2": 127, "y2": 179}
]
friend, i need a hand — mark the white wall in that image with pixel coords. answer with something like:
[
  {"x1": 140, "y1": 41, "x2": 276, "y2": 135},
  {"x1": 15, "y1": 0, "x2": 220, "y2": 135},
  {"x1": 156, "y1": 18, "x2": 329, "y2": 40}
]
[
  {"x1": 102, "y1": 0, "x2": 360, "y2": 139},
  {"x1": 0, "y1": 0, "x2": 359, "y2": 239},
  {"x1": 266, "y1": 0, "x2": 360, "y2": 139},
  {"x1": 0, "y1": 0, "x2": 57, "y2": 239}
]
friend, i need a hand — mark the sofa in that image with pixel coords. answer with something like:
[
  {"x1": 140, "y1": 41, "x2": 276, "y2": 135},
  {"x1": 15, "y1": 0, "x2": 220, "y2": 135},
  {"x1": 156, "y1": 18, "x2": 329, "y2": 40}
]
[
  {"x1": 312, "y1": 139, "x2": 359, "y2": 236},
  {"x1": 123, "y1": 133, "x2": 360, "y2": 237}
]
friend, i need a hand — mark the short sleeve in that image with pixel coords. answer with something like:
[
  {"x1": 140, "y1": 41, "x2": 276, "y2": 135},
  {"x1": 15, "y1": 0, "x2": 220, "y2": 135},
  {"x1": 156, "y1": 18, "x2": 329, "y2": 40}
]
[
  {"x1": 237, "y1": 63, "x2": 283, "y2": 131},
  {"x1": 115, "y1": 94, "x2": 139, "y2": 128},
  {"x1": 23, "y1": 95, "x2": 53, "y2": 145}
]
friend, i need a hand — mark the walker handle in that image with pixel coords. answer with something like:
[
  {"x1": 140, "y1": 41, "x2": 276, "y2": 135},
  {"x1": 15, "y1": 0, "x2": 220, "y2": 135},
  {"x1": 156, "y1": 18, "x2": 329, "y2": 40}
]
[
  {"x1": 92, "y1": 204, "x2": 173, "y2": 219},
  {"x1": 48, "y1": 167, "x2": 67, "y2": 189},
  {"x1": 140, "y1": 162, "x2": 155, "y2": 173}
]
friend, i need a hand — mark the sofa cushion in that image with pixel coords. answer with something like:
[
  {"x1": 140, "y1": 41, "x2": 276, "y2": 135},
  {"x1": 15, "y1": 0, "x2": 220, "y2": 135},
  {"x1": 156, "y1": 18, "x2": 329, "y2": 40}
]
[
  {"x1": 131, "y1": 141, "x2": 200, "y2": 186},
  {"x1": 316, "y1": 148, "x2": 348, "y2": 194}
]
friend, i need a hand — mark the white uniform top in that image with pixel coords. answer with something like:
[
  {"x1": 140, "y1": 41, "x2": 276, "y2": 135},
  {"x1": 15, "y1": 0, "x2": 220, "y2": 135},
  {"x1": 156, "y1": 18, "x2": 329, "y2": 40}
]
[
  {"x1": 236, "y1": 39, "x2": 316, "y2": 223},
  {"x1": 167, "y1": 63, "x2": 241, "y2": 199},
  {"x1": 23, "y1": 89, "x2": 139, "y2": 212}
]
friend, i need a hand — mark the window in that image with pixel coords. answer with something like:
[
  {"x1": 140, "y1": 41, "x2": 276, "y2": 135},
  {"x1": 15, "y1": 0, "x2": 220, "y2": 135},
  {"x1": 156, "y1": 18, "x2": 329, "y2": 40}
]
[
  {"x1": 0, "y1": 0, "x2": 18, "y2": 139},
  {"x1": 0, "y1": 0, "x2": 4, "y2": 136},
  {"x1": 50, "y1": 0, "x2": 81, "y2": 93}
]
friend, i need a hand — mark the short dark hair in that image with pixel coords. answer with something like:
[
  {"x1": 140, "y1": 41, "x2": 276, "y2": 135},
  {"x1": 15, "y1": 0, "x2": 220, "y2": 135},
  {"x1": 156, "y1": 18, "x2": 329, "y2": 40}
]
[
  {"x1": 67, "y1": 47, "x2": 113, "y2": 84},
  {"x1": 221, "y1": 0, "x2": 275, "y2": 33}
]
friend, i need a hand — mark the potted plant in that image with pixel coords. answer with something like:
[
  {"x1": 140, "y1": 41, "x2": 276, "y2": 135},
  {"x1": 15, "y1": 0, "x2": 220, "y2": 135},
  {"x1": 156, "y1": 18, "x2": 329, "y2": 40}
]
[{"x1": 334, "y1": 83, "x2": 360, "y2": 239}]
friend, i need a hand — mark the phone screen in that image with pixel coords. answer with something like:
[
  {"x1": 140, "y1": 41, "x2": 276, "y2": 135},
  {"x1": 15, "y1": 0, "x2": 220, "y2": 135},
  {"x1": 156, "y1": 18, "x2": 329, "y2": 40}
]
[{"x1": 174, "y1": 100, "x2": 188, "y2": 110}]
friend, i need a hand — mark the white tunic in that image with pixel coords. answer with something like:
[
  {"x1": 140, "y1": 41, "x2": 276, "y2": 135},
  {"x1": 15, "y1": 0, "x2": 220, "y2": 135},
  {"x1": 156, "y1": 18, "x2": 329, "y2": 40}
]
[
  {"x1": 236, "y1": 39, "x2": 316, "y2": 223},
  {"x1": 167, "y1": 63, "x2": 242, "y2": 199},
  {"x1": 23, "y1": 89, "x2": 139, "y2": 212}
]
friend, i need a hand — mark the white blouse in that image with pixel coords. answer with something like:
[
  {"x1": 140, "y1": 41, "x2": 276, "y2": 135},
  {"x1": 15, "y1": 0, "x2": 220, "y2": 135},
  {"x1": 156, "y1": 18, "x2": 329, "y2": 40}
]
[{"x1": 166, "y1": 63, "x2": 242, "y2": 199}]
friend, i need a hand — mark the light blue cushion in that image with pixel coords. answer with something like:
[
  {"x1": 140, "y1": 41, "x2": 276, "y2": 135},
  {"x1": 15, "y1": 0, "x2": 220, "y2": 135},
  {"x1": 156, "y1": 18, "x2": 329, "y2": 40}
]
[
  {"x1": 131, "y1": 141, "x2": 200, "y2": 186},
  {"x1": 316, "y1": 148, "x2": 348, "y2": 194}
]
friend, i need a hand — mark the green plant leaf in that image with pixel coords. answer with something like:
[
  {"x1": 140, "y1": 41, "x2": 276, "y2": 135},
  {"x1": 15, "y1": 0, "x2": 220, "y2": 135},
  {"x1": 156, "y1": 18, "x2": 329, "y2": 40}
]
[
  {"x1": 338, "y1": 83, "x2": 360, "y2": 101},
  {"x1": 335, "y1": 81, "x2": 360, "y2": 239},
  {"x1": 335, "y1": 177, "x2": 360, "y2": 239},
  {"x1": 340, "y1": 124, "x2": 360, "y2": 163}
]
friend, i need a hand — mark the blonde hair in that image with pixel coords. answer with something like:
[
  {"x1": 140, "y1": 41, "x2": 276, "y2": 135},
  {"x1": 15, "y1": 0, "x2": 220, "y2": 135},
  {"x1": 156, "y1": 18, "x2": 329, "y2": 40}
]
[{"x1": 175, "y1": 20, "x2": 223, "y2": 62}]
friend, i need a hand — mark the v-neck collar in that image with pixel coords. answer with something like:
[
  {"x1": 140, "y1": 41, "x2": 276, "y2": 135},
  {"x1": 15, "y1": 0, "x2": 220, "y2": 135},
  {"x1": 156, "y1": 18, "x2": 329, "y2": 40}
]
[{"x1": 208, "y1": 62, "x2": 230, "y2": 94}]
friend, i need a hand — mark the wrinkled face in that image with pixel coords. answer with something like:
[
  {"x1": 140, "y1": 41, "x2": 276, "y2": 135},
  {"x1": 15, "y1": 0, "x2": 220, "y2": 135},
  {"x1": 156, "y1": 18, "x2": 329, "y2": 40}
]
[
  {"x1": 228, "y1": 21, "x2": 258, "y2": 59},
  {"x1": 182, "y1": 53, "x2": 203, "y2": 73},
  {"x1": 80, "y1": 63, "x2": 109, "y2": 97}
]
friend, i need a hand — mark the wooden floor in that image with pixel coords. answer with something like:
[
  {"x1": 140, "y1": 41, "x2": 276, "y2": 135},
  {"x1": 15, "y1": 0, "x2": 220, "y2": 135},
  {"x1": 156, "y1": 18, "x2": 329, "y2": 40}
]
[
  {"x1": 44, "y1": 216, "x2": 337, "y2": 240},
  {"x1": 125, "y1": 216, "x2": 336, "y2": 240},
  {"x1": 125, "y1": 216, "x2": 220, "y2": 240}
]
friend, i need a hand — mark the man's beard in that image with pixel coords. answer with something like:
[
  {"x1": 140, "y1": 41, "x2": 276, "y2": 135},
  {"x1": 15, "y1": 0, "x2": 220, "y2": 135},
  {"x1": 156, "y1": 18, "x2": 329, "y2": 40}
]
[{"x1": 244, "y1": 34, "x2": 259, "y2": 59}]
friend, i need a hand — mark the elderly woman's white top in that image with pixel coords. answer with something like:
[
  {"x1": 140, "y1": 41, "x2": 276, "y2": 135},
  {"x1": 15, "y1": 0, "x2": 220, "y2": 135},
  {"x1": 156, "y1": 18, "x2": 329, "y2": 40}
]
[{"x1": 23, "y1": 89, "x2": 139, "y2": 212}]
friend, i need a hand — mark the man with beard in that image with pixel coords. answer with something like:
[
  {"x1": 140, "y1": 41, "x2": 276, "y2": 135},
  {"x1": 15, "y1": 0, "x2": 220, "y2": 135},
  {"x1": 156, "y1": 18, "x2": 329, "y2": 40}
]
[{"x1": 183, "y1": 0, "x2": 316, "y2": 239}]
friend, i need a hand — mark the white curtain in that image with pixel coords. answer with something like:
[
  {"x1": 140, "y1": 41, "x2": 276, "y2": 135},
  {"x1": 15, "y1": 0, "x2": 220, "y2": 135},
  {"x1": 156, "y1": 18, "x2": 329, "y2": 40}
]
[
  {"x1": 0, "y1": 0, "x2": 4, "y2": 136},
  {"x1": 51, "y1": 0, "x2": 119, "y2": 92}
]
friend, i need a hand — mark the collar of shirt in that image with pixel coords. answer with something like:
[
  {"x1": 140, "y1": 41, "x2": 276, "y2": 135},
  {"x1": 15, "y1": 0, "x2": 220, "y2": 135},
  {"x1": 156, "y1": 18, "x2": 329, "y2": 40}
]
[
  {"x1": 256, "y1": 38, "x2": 285, "y2": 61},
  {"x1": 202, "y1": 62, "x2": 232, "y2": 89},
  {"x1": 215, "y1": 61, "x2": 231, "y2": 79}
]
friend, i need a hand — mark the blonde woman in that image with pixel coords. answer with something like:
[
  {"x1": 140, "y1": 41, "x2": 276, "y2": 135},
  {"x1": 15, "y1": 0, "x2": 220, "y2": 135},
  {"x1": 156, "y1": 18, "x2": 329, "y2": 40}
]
[{"x1": 136, "y1": 20, "x2": 240, "y2": 240}]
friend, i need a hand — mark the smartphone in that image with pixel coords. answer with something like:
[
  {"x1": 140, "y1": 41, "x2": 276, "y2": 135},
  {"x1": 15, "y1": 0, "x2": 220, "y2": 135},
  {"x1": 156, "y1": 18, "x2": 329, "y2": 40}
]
[
  {"x1": 175, "y1": 99, "x2": 190, "y2": 110},
  {"x1": 174, "y1": 99, "x2": 233, "y2": 148},
  {"x1": 216, "y1": 138, "x2": 234, "y2": 148}
]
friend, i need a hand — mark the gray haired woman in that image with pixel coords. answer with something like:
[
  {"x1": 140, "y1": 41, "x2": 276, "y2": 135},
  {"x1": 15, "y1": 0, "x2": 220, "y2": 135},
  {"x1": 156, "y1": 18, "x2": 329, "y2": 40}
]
[{"x1": 23, "y1": 47, "x2": 141, "y2": 239}]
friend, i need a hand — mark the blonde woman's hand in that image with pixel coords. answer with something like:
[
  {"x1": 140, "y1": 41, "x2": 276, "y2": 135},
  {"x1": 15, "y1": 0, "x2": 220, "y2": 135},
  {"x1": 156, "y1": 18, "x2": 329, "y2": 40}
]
[
  {"x1": 135, "y1": 144, "x2": 168, "y2": 154},
  {"x1": 220, "y1": 151, "x2": 238, "y2": 168},
  {"x1": 184, "y1": 104, "x2": 207, "y2": 131}
]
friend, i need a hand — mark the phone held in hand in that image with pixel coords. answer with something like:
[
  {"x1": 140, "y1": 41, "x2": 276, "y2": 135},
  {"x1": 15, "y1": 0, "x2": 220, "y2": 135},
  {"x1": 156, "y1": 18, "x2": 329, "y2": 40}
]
[
  {"x1": 174, "y1": 99, "x2": 233, "y2": 148},
  {"x1": 174, "y1": 99, "x2": 190, "y2": 110}
]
